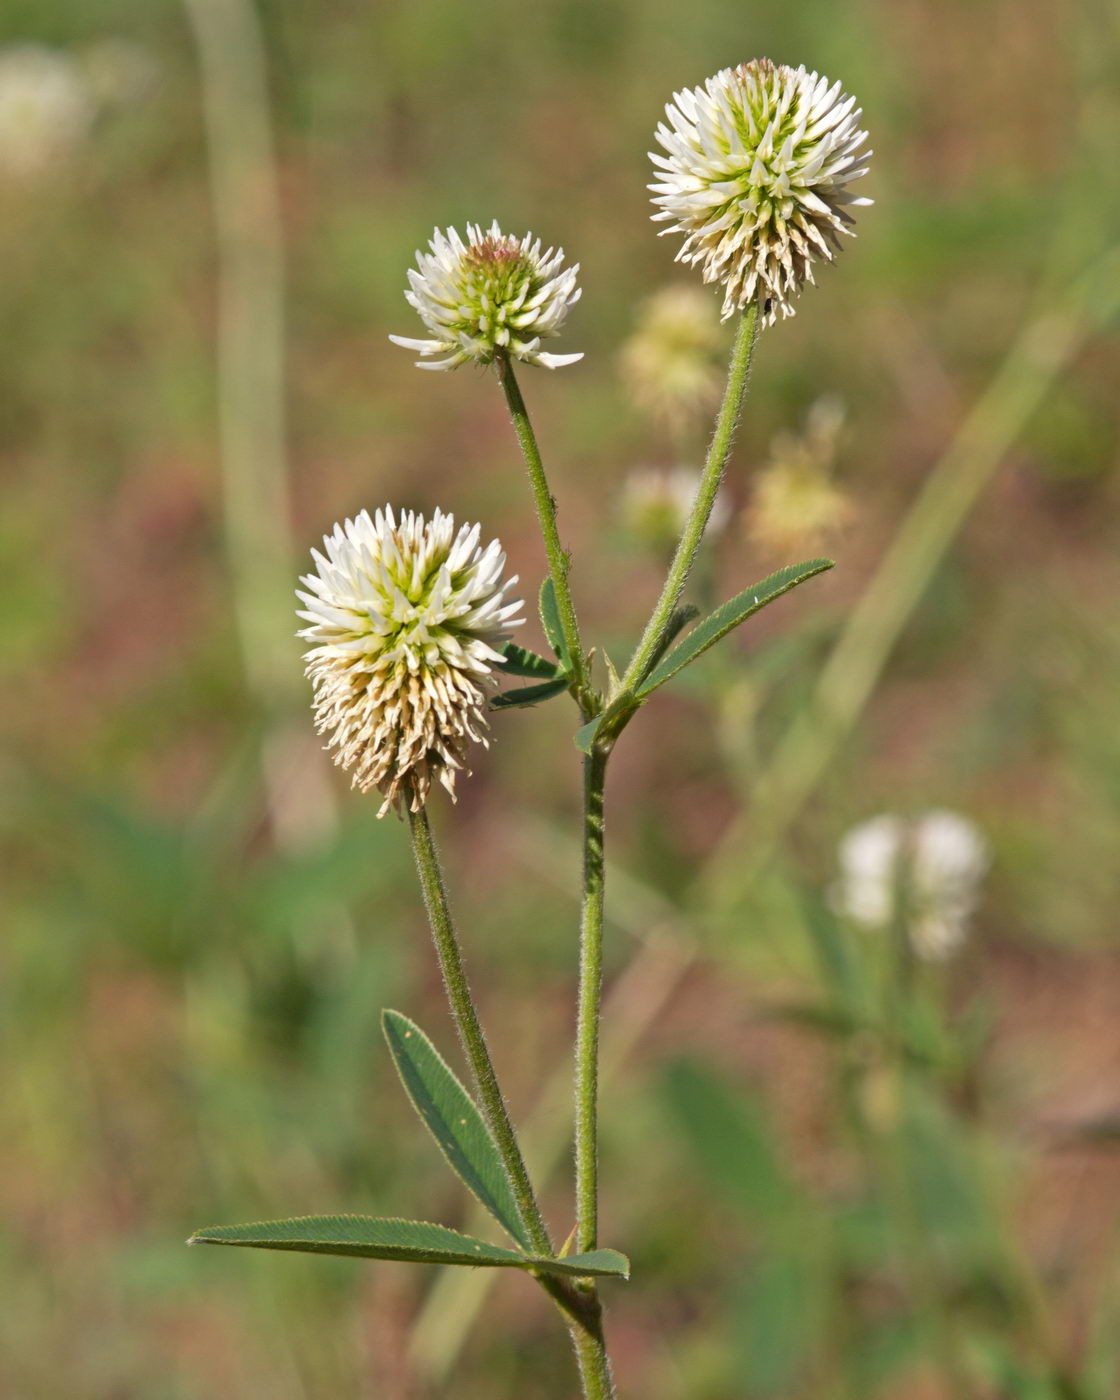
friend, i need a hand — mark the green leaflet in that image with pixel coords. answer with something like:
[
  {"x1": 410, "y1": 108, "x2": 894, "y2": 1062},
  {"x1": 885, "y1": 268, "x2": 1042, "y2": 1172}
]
[
  {"x1": 381, "y1": 1010, "x2": 529, "y2": 1248},
  {"x1": 545, "y1": 1248, "x2": 630, "y2": 1280},
  {"x1": 491, "y1": 677, "x2": 570, "y2": 710},
  {"x1": 634, "y1": 604, "x2": 700, "y2": 688},
  {"x1": 636, "y1": 560, "x2": 834, "y2": 698},
  {"x1": 538, "y1": 578, "x2": 572, "y2": 669},
  {"x1": 497, "y1": 642, "x2": 564, "y2": 680},
  {"x1": 574, "y1": 563, "x2": 832, "y2": 752},
  {"x1": 188, "y1": 1215, "x2": 630, "y2": 1279}
]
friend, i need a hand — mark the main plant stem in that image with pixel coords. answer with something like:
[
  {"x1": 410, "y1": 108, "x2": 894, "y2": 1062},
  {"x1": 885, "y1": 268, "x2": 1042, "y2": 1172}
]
[
  {"x1": 496, "y1": 353, "x2": 593, "y2": 715},
  {"x1": 408, "y1": 806, "x2": 552, "y2": 1257},
  {"x1": 411, "y1": 804, "x2": 615, "y2": 1395},
  {"x1": 559, "y1": 309, "x2": 759, "y2": 1398},
  {"x1": 622, "y1": 303, "x2": 759, "y2": 691},
  {"x1": 575, "y1": 744, "x2": 610, "y2": 1254},
  {"x1": 572, "y1": 741, "x2": 614, "y2": 1396}
]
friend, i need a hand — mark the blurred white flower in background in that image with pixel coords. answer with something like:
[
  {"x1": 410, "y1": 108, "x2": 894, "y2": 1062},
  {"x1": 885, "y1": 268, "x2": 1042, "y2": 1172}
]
[
  {"x1": 0, "y1": 43, "x2": 96, "y2": 178},
  {"x1": 0, "y1": 37, "x2": 155, "y2": 183},
  {"x1": 619, "y1": 285, "x2": 725, "y2": 434},
  {"x1": 620, "y1": 466, "x2": 730, "y2": 554},
  {"x1": 746, "y1": 394, "x2": 852, "y2": 556},
  {"x1": 835, "y1": 810, "x2": 990, "y2": 960}
]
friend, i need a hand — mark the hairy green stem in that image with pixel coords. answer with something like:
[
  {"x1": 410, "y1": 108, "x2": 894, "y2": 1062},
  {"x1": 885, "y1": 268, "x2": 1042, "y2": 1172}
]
[
  {"x1": 496, "y1": 353, "x2": 592, "y2": 714},
  {"x1": 533, "y1": 1275, "x2": 613, "y2": 1397},
  {"x1": 572, "y1": 742, "x2": 615, "y2": 1397},
  {"x1": 407, "y1": 806, "x2": 552, "y2": 1257},
  {"x1": 575, "y1": 744, "x2": 610, "y2": 1254},
  {"x1": 569, "y1": 1308, "x2": 616, "y2": 1400},
  {"x1": 621, "y1": 303, "x2": 759, "y2": 691},
  {"x1": 410, "y1": 806, "x2": 614, "y2": 1395}
]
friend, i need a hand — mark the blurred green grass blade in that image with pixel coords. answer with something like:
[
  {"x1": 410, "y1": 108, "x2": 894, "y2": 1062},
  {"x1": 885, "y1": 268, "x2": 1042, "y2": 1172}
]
[
  {"x1": 970, "y1": 1334, "x2": 1072, "y2": 1400},
  {"x1": 661, "y1": 1059, "x2": 798, "y2": 1224},
  {"x1": 903, "y1": 1098, "x2": 984, "y2": 1242},
  {"x1": 846, "y1": 1315, "x2": 924, "y2": 1394},
  {"x1": 189, "y1": 1215, "x2": 630, "y2": 1278},
  {"x1": 735, "y1": 1246, "x2": 828, "y2": 1397},
  {"x1": 490, "y1": 677, "x2": 570, "y2": 710},
  {"x1": 797, "y1": 888, "x2": 869, "y2": 1015},
  {"x1": 382, "y1": 1010, "x2": 530, "y2": 1248},
  {"x1": 497, "y1": 642, "x2": 564, "y2": 680},
  {"x1": 636, "y1": 560, "x2": 834, "y2": 698},
  {"x1": 538, "y1": 578, "x2": 572, "y2": 669},
  {"x1": 756, "y1": 1000, "x2": 871, "y2": 1040}
]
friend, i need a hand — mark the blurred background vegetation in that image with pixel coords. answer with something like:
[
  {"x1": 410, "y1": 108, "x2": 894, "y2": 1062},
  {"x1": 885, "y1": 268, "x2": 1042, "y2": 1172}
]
[{"x1": 2, "y1": 0, "x2": 1119, "y2": 1396}]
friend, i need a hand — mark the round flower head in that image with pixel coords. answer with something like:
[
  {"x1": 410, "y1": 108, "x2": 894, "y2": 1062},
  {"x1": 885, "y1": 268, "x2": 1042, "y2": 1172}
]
[
  {"x1": 621, "y1": 465, "x2": 729, "y2": 554},
  {"x1": 747, "y1": 395, "x2": 852, "y2": 555},
  {"x1": 834, "y1": 810, "x2": 990, "y2": 961},
  {"x1": 650, "y1": 60, "x2": 872, "y2": 325},
  {"x1": 297, "y1": 507, "x2": 524, "y2": 816},
  {"x1": 619, "y1": 285, "x2": 725, "y2": 433},
  {"x1": 389, "y1": 221, "x2": 583, "y2": 371},
  {"x1": 0, "y1": 44, "x2": 96, "y2": 179}
]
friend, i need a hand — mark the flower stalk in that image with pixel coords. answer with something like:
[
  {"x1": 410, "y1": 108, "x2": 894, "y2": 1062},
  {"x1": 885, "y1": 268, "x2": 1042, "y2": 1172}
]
[
  {"x1": 410, "y1": 804, "x2": 615, "y2": 1396},
  {"x1": 407, "y1": 805, "x2": 552, "y2": 1258},
  {"x1": 622, "y1": 302, "x2": 759, "y2": 691},
  {"x1": 496, "y1": 351, "x2": 594, "y2": 714}
]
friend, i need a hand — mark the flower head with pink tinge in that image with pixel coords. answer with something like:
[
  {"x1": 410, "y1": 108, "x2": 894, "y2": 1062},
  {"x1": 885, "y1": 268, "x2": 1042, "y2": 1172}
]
[{"x1": 390, "y1": 221, "x2": 582, "y2": 371}]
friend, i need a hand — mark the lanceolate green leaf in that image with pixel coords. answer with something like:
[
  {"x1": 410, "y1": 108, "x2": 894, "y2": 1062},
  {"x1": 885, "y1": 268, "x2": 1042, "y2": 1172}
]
[
  {"x1": 635, "y1": 603, "x2": 700, "y2": 687},
  {"x1": 382, "y1": 1010, "x2": 529, "y2": 1248},
  {"x1": 497, "y1": 642, "x2": 564, "y2": 680},
  {"x1": 188, "y1": 1216, "x2": 630, "y2": 1279},
  {"x1": 538, "y1": 578, "x2": 572, "y2": 669},
  {"x1": 189, "y1": 1216, "x2": 525, "y2": 1266},
  {"x1": 491, "y1": 677, "x2": 570, "y2": 710},
  {"x1": 636, "y1": 560, "x2": 834, "y2": 698}
]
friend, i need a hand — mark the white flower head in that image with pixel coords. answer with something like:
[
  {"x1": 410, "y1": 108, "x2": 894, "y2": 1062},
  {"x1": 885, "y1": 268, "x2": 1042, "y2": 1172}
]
[
  {"x1": 621, "y1": 465, "x2": 730, "y2": 553},
  {"x1": 834, "y1": 810, "x2": 990, "y2": 961},
  {"x1": 0, "y1": 44, "x2": 96, "y2": 179},
  {"x1": 297, "y1": 507, "x2": 524, "y2": 816},
  {"x1": 650, "y1": 60, "x2": 872, "y2": 325},
  {"x1": 389, "y1": 221, "x2": 583, "y2": 371}
]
